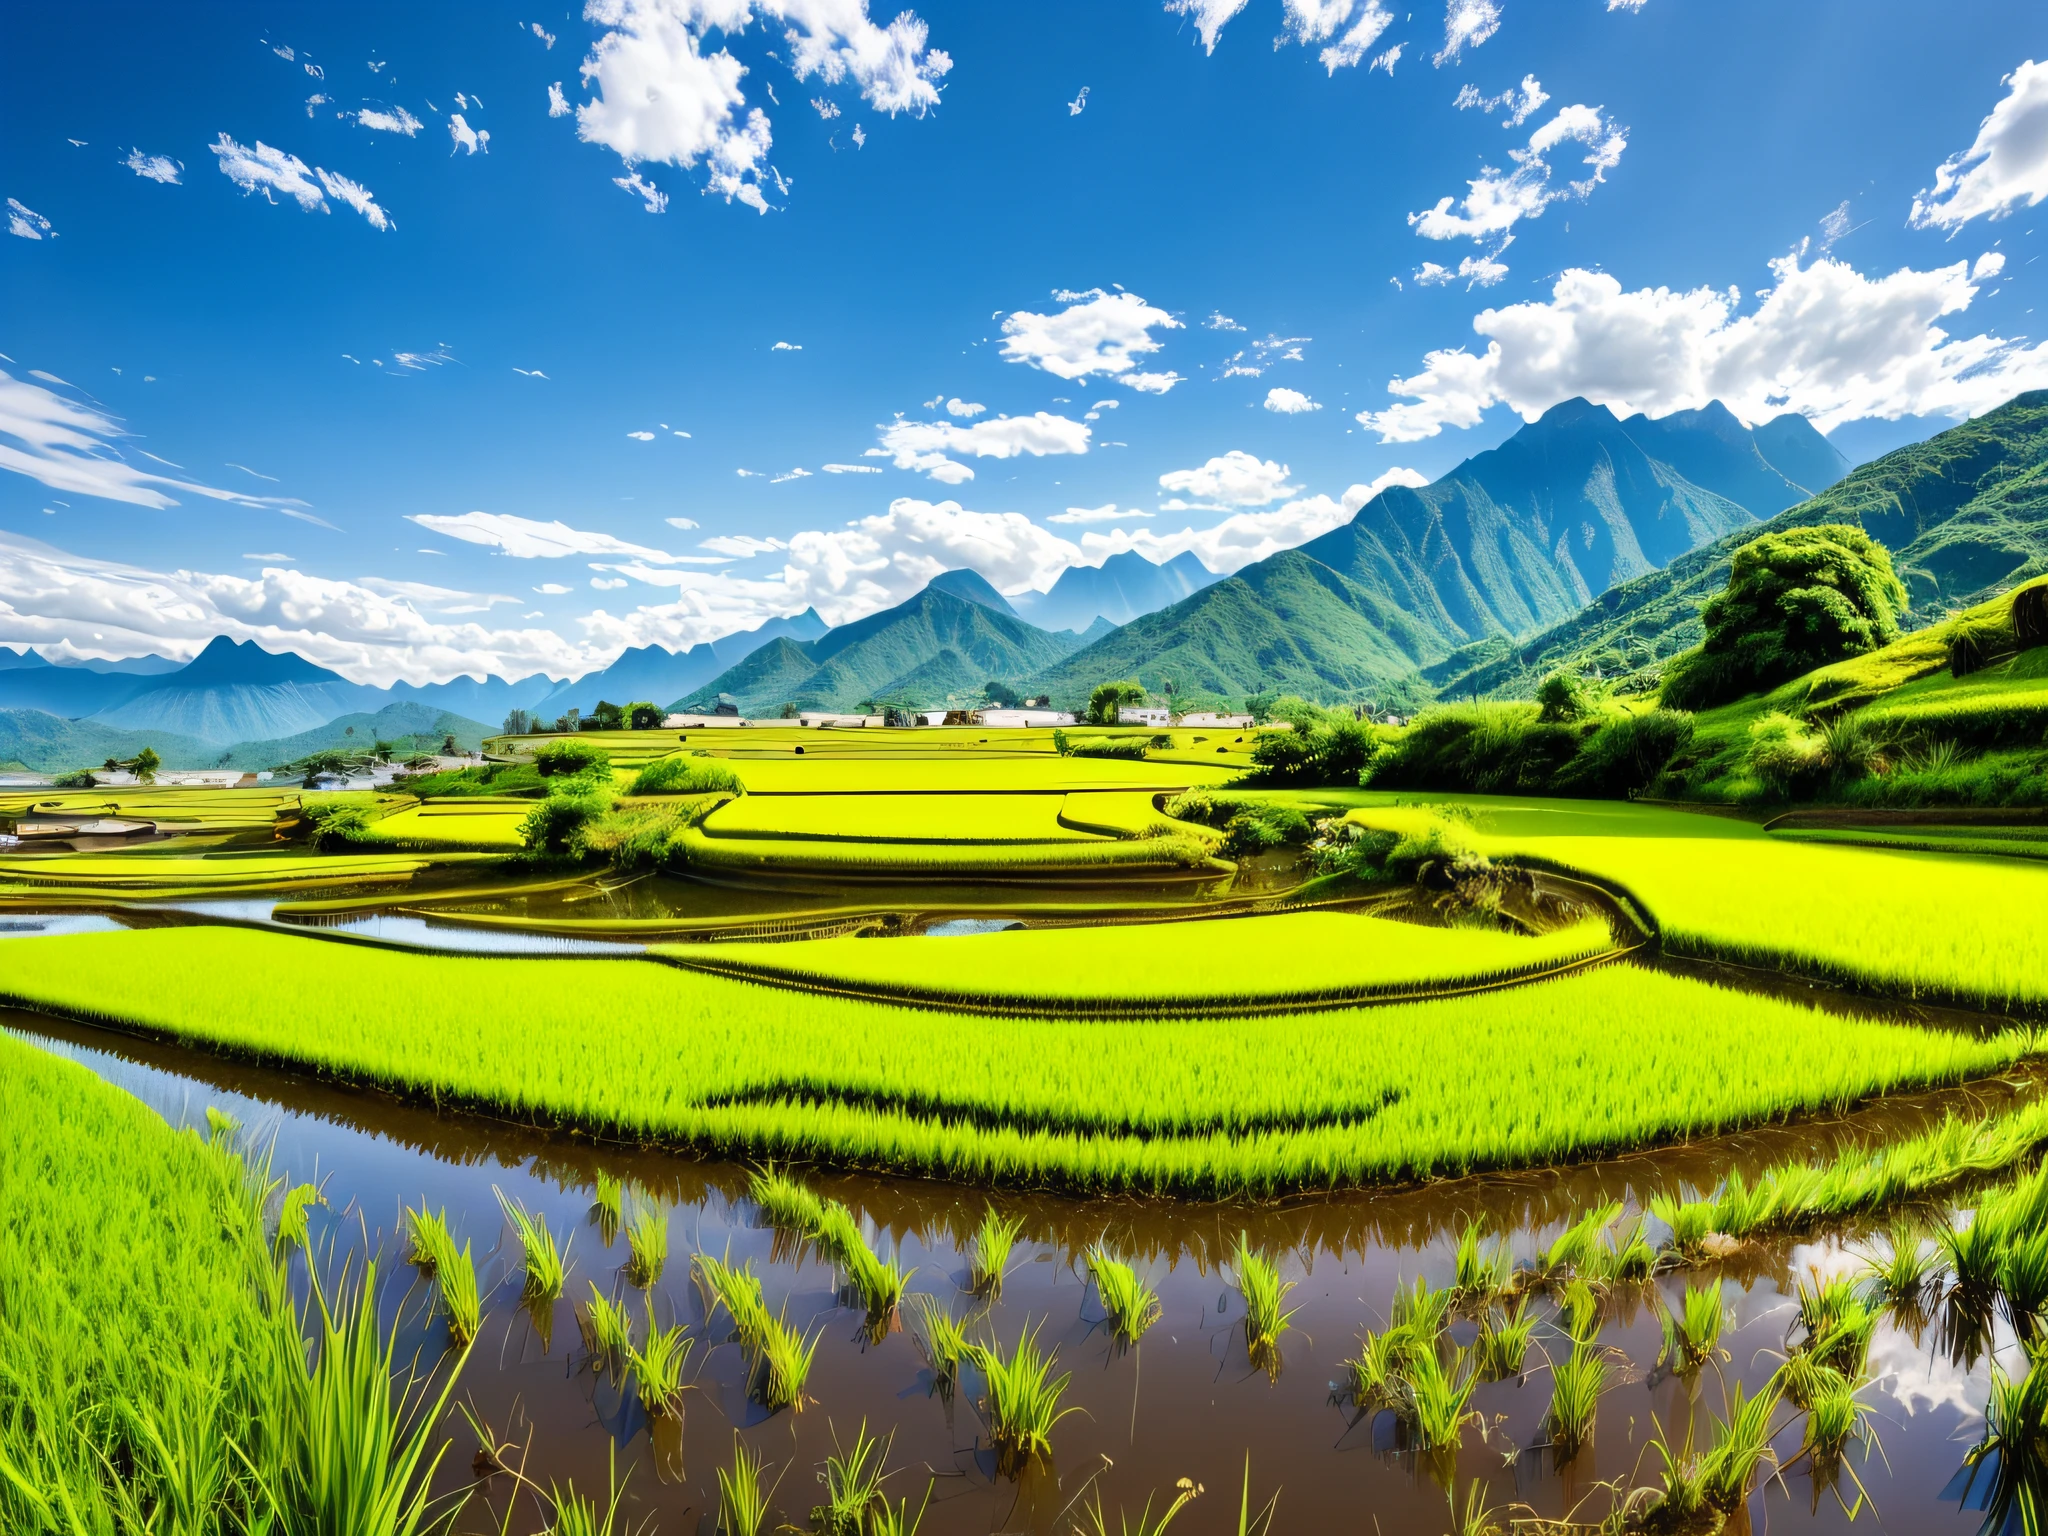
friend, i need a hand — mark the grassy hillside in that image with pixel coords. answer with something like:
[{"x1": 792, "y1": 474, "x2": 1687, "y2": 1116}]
[
  {"x1": 1428, "y1": 390, "x2": 2048, "y2": 700},
  {"x1": 0, "y1": 710, "x2": 220, "y2": 773},
  {"x1": 217, "y1": 702, "x2": 491, "y2": 768}
]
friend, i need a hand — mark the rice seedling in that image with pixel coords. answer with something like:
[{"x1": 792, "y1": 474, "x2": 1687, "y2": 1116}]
[
  {"x1": 1649, "y1": 1191, "x2": 1717, "y2": 1256},
  {"x1": 911, "y1": 1293, "x2": 970, "y2": 1393},
  {"x1": 1793, "y1": 1274, "x2": 1877, "y2": 1380},
  {"x1": 405, "y1": 1202, "x2": 453, "y2": 1274},
  {"x1": 1390, "y1": 1274, "x2": 1453, "y2": 1340},
  {"x1": 756, "y1": 1306, "x2": 822, "y2": 1413},
  {"x1": 1538, "y1": 1200, "x2": 1622, "y2": 1281},
  {"x1": 1472, "y1": 1298, "x2": 1534, "y2": 1381},
  {"x1": 1558, "y1": 1276, "x2": 1601, "y2": 1341},
  {"x1": 696, "y1": 1250, "x2": 771, "y2": 1346},
  {"x1": 1699, "y1": 1380, "x2": 1781, "y2": 1514},
  {"x1": 591, "y1": 1172, "x2": 623, "y2": 1244},
  {"x1": 869, "y1": 1485, "x2": 933, "y2": 1536},
  {"x1": 624, "y1": 1203, "x2": 668, "y2": 1288},
  {"x1": 627, "y1": 1298, "x2": 692, "y2": 1419},
  {"x1": 1861, "y1": 1218, "x2": 1935, "y2": 1308},
  {"x1": 1800, "y1": 1369, "x2": 1873, "y2": 1470},
  {"x1": 434, "y1": 1236, "x2": 482, "y2": 1348},
  {"x1": 582, "y1": 1283, "x2": 633, "y2": 1370},
  {"x1": 971, "y1": 1204, "x2": 1024, "y2": 1294},
  {"x1": 1402, "y1": 1345, "x2": 1478, "y2": 1450},
  {"x1": 1957, "y1": 1339, "x2": 2048, "y2": 1536},
  {"x1": 1076, "y1": 1477, "x2": 1203, "y2": 1536},
  {"x1": 1231, "y1": 1234, "x2": 1298, "y2": 1364},
  {"x1": 539, "y1": 1447, "x2": 633, "y2": 1536},
  {"x1": 1545, "y1": 1336, "x2": 1608, "y2": 1459},
  {"x1": 275, "y1": 1180, "x2": 325, "y2": 1254},
  {"x1": 1594, "y1": 1214, "x2": 1658, "y2": 1283},
  {"x1": 966, "y1": 1322, "x2": 1079, "y2": 1473},
  {"x1": 497, "y1": 1186, "x2": 572, "y2": 1305},
  {"x1": 1231, "y1": 1456, "x2": 1281, "y2": 1536},
  {"x1": 1658, "y1": 1280, "x2": 1726, "y2": 1373},
  {"x1": 809, "y1": 1420, "x2": 891, "y2": 1536},
  {"x1": 717, "y1": 1436, "x2": 773, "y2": 1536},
  {"x1": 1086, "y1": 1245, "x2": 1161, "y2": 1344},
  {"x1": 1446, "y1": 1478, "x2": 1501, "y2": 1536},
  {"x1": 815, "y1": 1200, "x2": 912, "y2": 1332},
  {"x1": 1453, "y1": 1218, "x2": 1512, "y2": 1302},
  {"x1": 749, "y1": 1164, "x2": 825, "y2": 1233},
  {"x1": 2002, "y1": 1227, "x2": 2048, "y2": 1333},
  {"x1": 1638, "y1": 1418, "x2": 1710, "y2": 1532},
  {"x1": 1345, "y1": 1326, "x2": 1416, "y2": 1410}
]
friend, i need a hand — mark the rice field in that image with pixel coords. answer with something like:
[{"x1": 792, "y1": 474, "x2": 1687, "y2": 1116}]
[
  {"x1": 698, "y1": 792, "x2": 1106, "y2": 844},
  {"x1": 0, "y1": 925, "x2": 2031, "y2": 1196},
  {"x1": 656, "y1": 910, "x2": 1620, "y2": 1012},
  {"x1": 671, "y1": 822, "x2": 1222, "y2": 877},
  {"x1": 1344, "y1": 795, "x2": 2048, "y2": 1014}
]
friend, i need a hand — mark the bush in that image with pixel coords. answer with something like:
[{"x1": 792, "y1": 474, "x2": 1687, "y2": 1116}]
[
  {"x1": 573, "y1": 798, "x2": 725, "y2": 869},
  {"x1": 534, "y1": 740, "x2": 612, "y2": 778},
  {"x1": 1536, "y1": 672, "x2": 1599, "y2": 723},
  {"x1": 627, "y1": 701, "x2": 664, "y2": 729},
  {"x1": 1165, "y1": 790, "x2": 1314, "y2": 856},
  {"x1": 520, "y1": 793, "x2": 605, "y2": 856},
  {"x1": 51, "y1": 768, "x2": 94, "y2": 789},
  {"x1": 1066, "y1": 736, "x2": 1149, "y2": 760},
  {"x1": 1366, "y1": 704, "x2": 1693, "y2": 800},
  {"x1": 1086, "y1": 680, "x2": 1147, "y2": 725},
  {"x1": 302, "y1": 802, "x2": 376, "y2": 851},
  {"x1": 1662, "y1": 525, "x2": 1908, "y2": 710},
  {"x1": 1553, "y1": 710, "x2": 1695, "y2": 797},
  {"x1": 1242, "y1": 716, "x2": 1379, "y2": 787},
  {"x1": 628, "y1": 755, "x2": 744, "y2": 796}
]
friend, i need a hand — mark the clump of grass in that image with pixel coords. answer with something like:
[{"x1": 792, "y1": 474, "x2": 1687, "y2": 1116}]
[
  {"x1": 970, "y1": 1205, "x2": 1023, "y2": 1295},
  {"x1": 624, "y1": 1203, "x2": 668, "y2": 1288},
  {"x1": 1346, "y1": 1326, "x2": 1415, "y2": 1411},
  {"x1": 809, "y1": 1420, "x2": 890, "y2": 1536},
  {"x1": 1402, "y1": 1346, "x2": 1477, "y2": 1450},
  {"x1": 696, "y1": 1249, "x2": 771, "y2": 1346},
  {"x1": 275, "y1": 1181, "x2": 326, "y2": 1255},
  {"x1": 756, "y1": 1306, "x2": 821, "y2": 1413},
  {"x1": 911, "y1": 1294, "x2": 969, "y2": 1394},
  {"x1": 1659, "y1": 1280, "x2": 1726, "y2": 1373},
  {"x1": 1594, "y1": 1214, "x2": 1657, "y2": 1283},
  {"x1": 1390, "y1": 1275, "x2": 1452, "y2": 1340},
  {"x1": 1800, "y1": 1370, "x2": 1873, "y2": 1471},
  {"x1": 1231, "y1": 1234, "x2": 1298, "y2": 1364},
  {"x1": 1700, "y1": 1381, "x2": 1781, "y2": 1514},
  {"x1": 1538, "y1": 1200, "x2": 1621, "y2": 1281},
  {"x1": 1545, "y1": 1336, "x2": 1607, "y2": 1459},
  {"x1": 749, "y1": 1165, "x2": 825, "y2": 1233},
  {"x1": 1792, "y1": 1273, "x2": 1876, "y2": 1381},
  {"x1": 1650, "y1": 1191, "x2": 1718, "y2": 1256},
  {"x1": 582, "y1": 1283, "x2": 632, "y2": 1370},
  {"x1": 1558, "y1": 1276, "x2": 1601, "y2": 1341},
  {"x1": 816, "y1": 1200, "x2": 912, "y2": 1333},
  {"x1": 1472, "y1": 1298, "x2": 1534, "y2": 1381},
  {"x1": 405, "y1": 1203, "x2": 452, "y2": 1273},
  {"x1": 1862, "y1": 1219, "x2": 1935, "y2": 1308},
  {"x1": 496, "y1": 1187, "x2": 571, "y2": 1305},
  {"x1": 591, "y1": 1173, "x2": 623, "y2": 1245},
  {"x1": 627, "y1": 1298, "x2": 691, "y2": 1419},
  {"x1": 1958, "y1": 1340, "x2": 2048, "y2": 1536},
  {"x1": 1087, "y1": 1245, "x2": 1161, "y2": 1345},
  {"x1": 1076, "y1": 1478, "x2": 1202, "y2": 1536},
  {"x1": 967, "y1": 1322, "x2": 1078, "y2": 1473},
  {"x1": 406, "y1": 1209, "x2": 481, "y2": 1348},
  {"x1": 1453, "y1": 1218, "x2": 1511, "y2": 1302},
  {"x1": 716, "y1": 1436, "x2": 773, "y2": 1536}
]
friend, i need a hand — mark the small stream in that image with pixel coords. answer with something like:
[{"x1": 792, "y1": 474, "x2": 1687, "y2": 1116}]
[{"x1": 10, "y1": 1006, "x2": 2026, "y2": 1535}]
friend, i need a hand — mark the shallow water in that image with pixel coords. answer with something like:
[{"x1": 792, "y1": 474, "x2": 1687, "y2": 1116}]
[{"x1": 10, "y1": 1006, "x2": 2027, "y2": 1535}]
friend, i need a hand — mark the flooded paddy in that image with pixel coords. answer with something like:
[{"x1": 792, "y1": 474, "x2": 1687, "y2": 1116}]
[{"x1": 10, "y1": 1004, "x2": 2025, "y2": 1535}]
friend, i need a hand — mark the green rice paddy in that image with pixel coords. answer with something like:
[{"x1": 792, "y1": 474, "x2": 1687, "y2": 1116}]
[{"x1": 0, "y1": 924, "x2": 2030, "y2": 1196}]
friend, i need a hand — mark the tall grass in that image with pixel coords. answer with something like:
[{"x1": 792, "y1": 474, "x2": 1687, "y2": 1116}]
[
  {"x1": 8, "y1": 926, "x2": 2035, "y2": 1198},
  {"x1": 1086, "y1": 1246, "x2": 1162, "y2": 1344},
  {"x1": 716, "y1": 1435, "x2": 773, "y2": 1536},
  {"x1": 967, "y1": 1323, "x2": 1078, "y2": 1474},
  {"x1": 1231, "y1": 1234, "x2": 1298, "y2": 1365}
]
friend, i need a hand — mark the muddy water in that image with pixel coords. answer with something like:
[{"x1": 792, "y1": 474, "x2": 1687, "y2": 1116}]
[{"x1": 11, "y1": 1007, "x2": 2025, "y2": 1535}]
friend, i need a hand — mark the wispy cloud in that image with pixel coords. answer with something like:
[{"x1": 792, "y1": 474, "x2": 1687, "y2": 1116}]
[
  {"x1": 211, "y1": 134, "x2": 392, "y2": 230},
  {"x1": 7, "y1": 199, "x2": 55, "y2": 240},
  {"x1": 122, "y1": 149, "x2": 183, "y2": 183},
  {"x1": 356, "y1": 105, "x2": 423, "y2": 136}
]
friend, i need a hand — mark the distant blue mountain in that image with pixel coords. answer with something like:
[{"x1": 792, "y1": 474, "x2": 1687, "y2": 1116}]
[
  {"x1": 1012, "y1": 550, "x2": 1220, "y2": 633},
  {"x1": 526, "y1": 607, "x2": 829, "y2": 721}
]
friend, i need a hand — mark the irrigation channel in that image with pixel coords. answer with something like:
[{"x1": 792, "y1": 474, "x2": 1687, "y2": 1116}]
[{"x1": 7, "y1": 973, "x2": 2035, "y2": 1535}]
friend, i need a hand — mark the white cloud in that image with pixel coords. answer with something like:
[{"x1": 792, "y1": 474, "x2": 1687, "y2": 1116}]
[
  {"x1": 0, "y1": 368, "x2": 320, "y2": 518},
  {"x1": 1415, "y1": 253, "x2": 1509, "y2": 288},
  {"x1": 574, "y1": 0, "x2": 949, "y2": 215},
  {"x1": 1263, "y1": 387, "x2": 1321, "y2": 413},
  {"x1": 1453, "y1": 73, "x2": 1547, "y2": 127},
  {"x1": 1911, "y1": 60, "x2": 2048, "y2": 231},
  {"x1": 449, "y1": 113, "x2": 490, "y2": 155},
  {"x1": 1165, "y1": 0, "x2": 1250, "y2": 55},
  {"x1": 242, "y1": 553, "x2": 294, "y2": 563},
  {"x1": 999, "y1": 288, "x2": 1183, "y2": 389},
  {"x1": 405, "y1": 511, "x2": 695, "y2": 562},
  {"x1": 212, "y1": 135, "x2": 390, "y2": 229},
  {"x1": 1157, "y1": 450, "x2": 1298, "y2": 508},
  {"x1": 821, "y1": 462, "x2": 883, "y2": 473},
  {"x1": 356, "y1": 106, "x2": 423, "y2": 136},
  {"x1": 1205, "y1": 311, "x2": 1245, "y2": 331},
  {"x1": 1369, "y1": 43, "x2": 1402, "y2": 73},
  {"x1": 771, "y1": 467, "x2": 813, "y2": 482},
  {"x1": 7, "y1": 200, "x2": 54, "y2": 240},
  {"x1": 871, "y1": 411, "x2": 1092, "y2": 483},
  {"x1": 614, "y1": 171, "x2": 668, "y2": 212},
  {"x1": 533, "y1": 21, "x2": 558, "y2": 47},
  {"x1": 1084, "y1": 471, "x2": 1421, "y2": 574},
  {"x1": 945, "y1": 397, "x2": 985, "y2": 417},
  {"x1": 0, "y1": 528, "x2": 608, "y2": 687},
  {"x1": 813, "y1": 95, "x2": 841, "y2": 119},
  {"x1": 772, "y1": 340, "x2": 803, "y2": 350},
  {"x1": 549, "y1": 82, "x2": 572, "y2": 117},
  {"x1": 591, "y1": 576, "x2": 630, "y2": 589},
  {"x1": 1410, "y1": 101, "x2": 1625, "y2": 247},
  {"x1": 1068, "y1": 86, "x2": 1089, "y2": 116},
  {"x1": 535, "y1": 583, "x2": 573, "y2": 594},
  {"x1": 1433, "y1": 0, "x2": 1501, "y2": 66},
  {"x1": 1048, "y1": 503, "x2": 1152, "y2": 524},
  {"x1": 1607, "y1": 0, "x2": 1647, "y2": 9},
  {"x1": 1282, "y1": 0, "x2": 1394, "y2": 73},
  {"x1": 122, "y1": 149, "x2": 183, "y2": 183},
  {"x1": 627, "y1": 430, "x2": 656, "y2": 440},
  {"x1": 666, "y1": 517, "x2": 700, "y2": 529},
  {"x1": 356, "y1": 577, "x2": 518, "y2": 614},
  {"x1": 1357, "y1": 251, "x2": 2048, "y2": 442}
]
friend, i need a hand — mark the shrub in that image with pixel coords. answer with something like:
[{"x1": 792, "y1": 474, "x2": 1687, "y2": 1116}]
[
  {"x1": 1662, "y1": 525, "x2": 1909, "y2": 709},
  {"x1": 1085, "y1": 680, "x2": 1147, "y2": 725},
  {"x1": 535, "y1": 740, "x2": 612, "y2": 778},
  {"x1": 626, "y1": 701, "x2": 664, "y2": 729},
  {"x1": 628, "y1": 755, "x2": 744, "y2": 796},
  {"x1": 1553, "y1": 709, "x2": 1694, "y2": 797},
  {"x1": 1535, "y1": 671, "x2": 1599, "y2": 723},
  {"x1": 1166, "y1": 790, "x2": 1314, "y2": 856},
  {"x1": 1243, "y1": 715, "x2": 1379, "y2": 787},
  {"x1": 521, "y1": 793, "x2": 606, "y2": 856},
  {"x1": 1065, "y1": 736, "x2": 1149, "y2": 760}
]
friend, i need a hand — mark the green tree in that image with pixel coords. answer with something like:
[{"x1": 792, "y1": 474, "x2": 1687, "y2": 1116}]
[
  {"x1": 502, "y1": 708, "x2": 534, "y2": 736},
  {"x1": 1662, "y1": 525, "x2": 1908, "y2": 710},
  {"x1": 627, "y1": 701, "x2": 664, "y2": 729},
  {"x1": 983, "y1": 678, "x2": 1023, "y2": 708},
  {"x1": 1085, "y1": 680, "x2": 1147, "y2": 725},
  {"x1": 1535, "y1": 671, "x2": 1597, "y2": 723},
  {"x1": 589, "y1": 700, "x2": 626, "y2": 730}
]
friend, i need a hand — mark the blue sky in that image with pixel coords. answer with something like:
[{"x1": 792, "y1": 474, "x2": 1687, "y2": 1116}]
[{"x1": 3, "y1": 0, "x2": 2045, "y2": 683}]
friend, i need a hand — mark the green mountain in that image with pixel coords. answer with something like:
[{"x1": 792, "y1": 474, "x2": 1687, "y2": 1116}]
[
  {"x1": 674, "y1": 586, "x2": 1079, "y2": 713},
  {"x1": 216, "y1": 702, "x2": 492, "y2": 768},
  {"x1": 1427, "y1": 390, "x2": 2048, "y2": 700},
  {"x1": 1030, "y1": 396, "x2": 1845, "y2": 705},
  {"x1": 0, "y1": 712, "x2": 221, "y2": 774}
]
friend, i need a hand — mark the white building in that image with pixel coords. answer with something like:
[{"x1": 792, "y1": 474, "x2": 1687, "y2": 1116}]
[
  {"x1": 979, "y1": 709, "x2": 1078, "y2": 728},
  {"x1": 1177, "y1": 712, "x2": 1254, "y2": 728},
  {"x1": 1116, "y1": 706, "x2": 1173, "y2": 727}
]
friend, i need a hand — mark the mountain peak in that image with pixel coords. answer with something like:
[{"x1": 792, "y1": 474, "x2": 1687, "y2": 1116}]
[
  {"x1": 924, "y1": 568, "x2": 1017, "y2": 617},
  {"x1": 160, "y1": 636, "x2": 348, "y2": 689},
  {"x1": 1529, "y1": 396, "x2": 1617, "y2": 432}
]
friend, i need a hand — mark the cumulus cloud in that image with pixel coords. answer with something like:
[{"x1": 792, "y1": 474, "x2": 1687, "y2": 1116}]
[
  {"x1": 1084, "y1": 467, "x2": 1426, "y2": 574},
  {"x1": 449, "y1": 113, "x2": 490, "y2": 155},
  {"x1": 1048, "y1": 503, "x2": 1152, "y2": 524},
  {"x1": 1607, "y1": 0, "x2": 1647, "y2": 9},
  {"x1": 1410, "y1": 101, "x2": 1626, "y2": 248},
  {"x1": 7, "y1": 199, "x2": 54, "y2": 239},
  {"x1": 404, "y1": 511, "x2": 708, "y2": 563},
  {"x1": 122, "y1": 149, "x2": 183, "y2": 183},
  {"x1": 1357, "y1": 251, "x2": 2048, "y2": 442},
  {"x1": 1206, "y1": 311, "x2": 1245, "y2": 331},
  {"x1": 1263, "y1": 387, "x2": 1321, "y2": 413},
  {"x1": 212, "y1": 134, "x2": 391, "y2": 229},
  {"x1": 772, "y1": 340, "x2": 803, "y2": 350},
  {"x1": 870, "y1": 411, "x2": 1092, "y2": 483},
  {"x1": 0, "y1": 368, "x2": 320, "y2": 518},
  {"x1": 0, "y1": 528, "x2": 606, "y2": 686},
  {"x1": 535, "y1": 583, "x2": 573, "y2": 594},
  {"x1": 1217, "y1": 332, "x2": 1310, "y2": 379},
  {"x1": 548, "y1": 82, "x2": 572, "y2": 116},
  {"x1": 945, "y1": 397, "x2": 985, "y2": 416},
  {"x1": 574, "y1": 0, "x2": 950, "y2": 215},
  {"x1": 1157, "y1": 450, "x2": 1298, "y2": 509},
  {"x1": 1910, "y1": 60, "x2": 2048, "y2": 230},
  {"x1": 1433, "y1": 0, "x2": 1501, "y2": 66},
  {"x1": 1000, "y1": 288, "x2": 1183, "y2": 393},
  {"x1": 356, "y1": 106, "x2": 423, "y2": 135}
]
